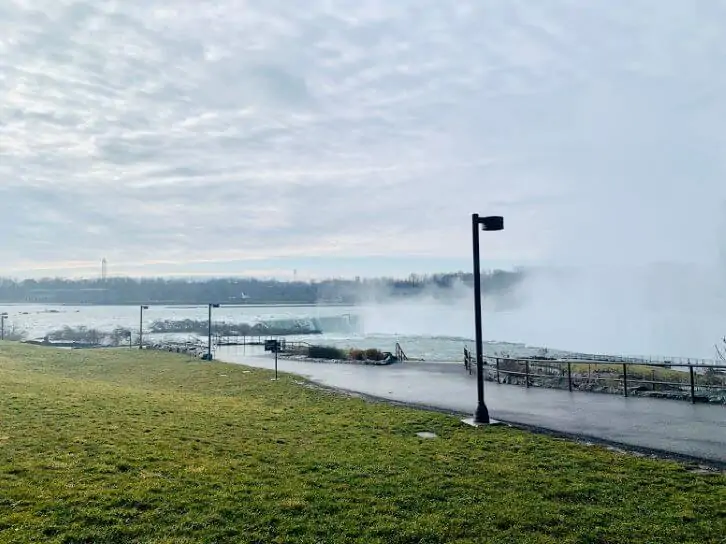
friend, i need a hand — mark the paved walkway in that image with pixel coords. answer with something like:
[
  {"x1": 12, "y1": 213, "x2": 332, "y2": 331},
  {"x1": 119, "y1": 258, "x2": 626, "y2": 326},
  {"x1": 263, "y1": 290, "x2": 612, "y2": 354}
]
[{"x1": 218, "y1": 348, "x2": 726, "y2": 464}]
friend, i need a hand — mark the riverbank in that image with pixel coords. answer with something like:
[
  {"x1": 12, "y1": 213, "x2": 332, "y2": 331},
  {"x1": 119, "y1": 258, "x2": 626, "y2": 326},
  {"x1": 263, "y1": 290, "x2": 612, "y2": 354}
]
[{"x1": 0, "y1": 343, "x2": 724, "y2": 542}]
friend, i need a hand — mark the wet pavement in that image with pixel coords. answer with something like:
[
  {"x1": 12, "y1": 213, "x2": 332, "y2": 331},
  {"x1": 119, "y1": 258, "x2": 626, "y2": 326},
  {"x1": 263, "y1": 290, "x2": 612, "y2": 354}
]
[{"x1": 217, "y1": 347, "x2": 726, "y2": 463}]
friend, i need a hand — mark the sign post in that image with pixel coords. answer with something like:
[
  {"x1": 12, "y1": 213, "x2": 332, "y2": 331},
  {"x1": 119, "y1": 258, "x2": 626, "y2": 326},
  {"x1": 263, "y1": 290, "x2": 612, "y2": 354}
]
[{"x1": 265, "y1": 339, "x2": 281, "y2": 380}]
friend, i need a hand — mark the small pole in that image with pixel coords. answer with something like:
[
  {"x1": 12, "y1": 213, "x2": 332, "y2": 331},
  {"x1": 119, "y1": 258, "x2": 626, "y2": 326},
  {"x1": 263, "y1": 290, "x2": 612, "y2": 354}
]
[
  {"x1": 689, "y1": 365, "x2": 695, "y2": 404},
  {"x1": 496, "y1": 358, "x2": 500, "y2": 384},
  {"x1": 567, "y1": 361, "x2": 572, "y2": 392},
  {"x1": 623, "y1": 363, "x2": 628, "y2": 397},
  {"x1": 525, "y1": 360, "x2": 530, "y2": 388},
  {"x1": 139, "y1": 305, "x2": 148, "y2": 349},
  {"x1": 207, "y1": 304, "x2": 213, "y2": 360},
  {"x1": 275, "y1": 342, "x2": 279, "y2": 380}
]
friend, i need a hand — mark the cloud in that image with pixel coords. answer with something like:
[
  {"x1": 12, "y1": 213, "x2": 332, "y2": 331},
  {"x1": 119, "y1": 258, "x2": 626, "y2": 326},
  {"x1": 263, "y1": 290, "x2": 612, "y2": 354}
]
[{"x1": 1, "y1": 0, "x2": 726, "y2": 277}]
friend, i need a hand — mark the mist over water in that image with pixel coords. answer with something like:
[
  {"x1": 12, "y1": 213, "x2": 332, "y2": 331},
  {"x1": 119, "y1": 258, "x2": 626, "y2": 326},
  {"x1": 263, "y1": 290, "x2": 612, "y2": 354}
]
[
  {"x1": 498, "y1": 199, "x2": 726, "y2": 359},
  {"x1": 356, "y1": 262, "x2": 726, "y2": 360},
  {"x1": 502, "y1": 265, "x2": 726, "y2": 359},
  {"x1": 353, "y1": 179, "x2": 726, "y2": 359}
]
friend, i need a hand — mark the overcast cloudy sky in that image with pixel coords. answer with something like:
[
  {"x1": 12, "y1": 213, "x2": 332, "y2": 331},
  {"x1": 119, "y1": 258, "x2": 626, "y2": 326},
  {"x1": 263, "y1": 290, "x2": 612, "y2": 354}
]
[{"x1": 2, "y1": 1, "x2": 726, "y2": 279}]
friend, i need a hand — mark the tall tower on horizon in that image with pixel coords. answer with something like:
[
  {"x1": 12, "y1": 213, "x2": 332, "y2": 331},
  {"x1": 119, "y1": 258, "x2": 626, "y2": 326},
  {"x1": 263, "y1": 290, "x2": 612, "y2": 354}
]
[{"x1": 101, "y1": 258, "x2": 108, "y2": 282}]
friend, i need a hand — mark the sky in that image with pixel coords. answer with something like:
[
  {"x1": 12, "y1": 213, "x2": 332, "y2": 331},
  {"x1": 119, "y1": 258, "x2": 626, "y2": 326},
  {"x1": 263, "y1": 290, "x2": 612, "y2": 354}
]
[{"x1": 2, "y1": 0, "x2": 726, "y2": 279}]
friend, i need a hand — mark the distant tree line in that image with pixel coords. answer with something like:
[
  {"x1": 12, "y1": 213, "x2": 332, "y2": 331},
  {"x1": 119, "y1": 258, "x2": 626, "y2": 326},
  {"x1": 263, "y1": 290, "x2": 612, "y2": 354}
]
[{"x1": 0, "y1": 270, "x2": 524, "y2": 305}]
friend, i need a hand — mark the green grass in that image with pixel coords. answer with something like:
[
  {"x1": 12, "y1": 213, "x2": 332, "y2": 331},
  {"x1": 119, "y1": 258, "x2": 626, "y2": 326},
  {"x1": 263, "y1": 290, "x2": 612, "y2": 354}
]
[
  {"x1": 569, "y1": 363, "x2": 707, "y2": 383},
  {"x1": 0, "y1": 343, "x2": 724, "y2": 544}
]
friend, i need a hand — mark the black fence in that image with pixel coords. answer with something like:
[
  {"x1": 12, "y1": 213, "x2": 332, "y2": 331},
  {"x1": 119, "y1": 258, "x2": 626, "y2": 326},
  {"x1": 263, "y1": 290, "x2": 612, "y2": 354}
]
[{"x1": 464, "y1": 351, "x2": 726, "y2": 405}]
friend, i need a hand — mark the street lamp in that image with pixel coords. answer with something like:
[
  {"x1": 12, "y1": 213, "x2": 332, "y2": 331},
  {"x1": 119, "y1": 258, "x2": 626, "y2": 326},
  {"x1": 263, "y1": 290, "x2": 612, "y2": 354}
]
[
  {"x1": 0, "y1": 313, "x2": 8, "y2": 341},
  {"x1": 207, "y1": 303, "x2": 220, "y2": 360},
  {"x1": 139, "y1": 305, "x2": 149, "y2": 349},
  {"x1": 472, "y1": 213, "x2": 504, "y2": 425}
]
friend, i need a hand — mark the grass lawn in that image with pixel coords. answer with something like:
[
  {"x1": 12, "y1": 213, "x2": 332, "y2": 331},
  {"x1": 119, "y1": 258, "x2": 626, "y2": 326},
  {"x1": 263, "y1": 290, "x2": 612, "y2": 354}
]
[
  {"x1": 0, "y1": 343, "x2": 724, "y2": 543},
  {"x1": 569, "y1": 363, "x2": 693, "y2": 382}
]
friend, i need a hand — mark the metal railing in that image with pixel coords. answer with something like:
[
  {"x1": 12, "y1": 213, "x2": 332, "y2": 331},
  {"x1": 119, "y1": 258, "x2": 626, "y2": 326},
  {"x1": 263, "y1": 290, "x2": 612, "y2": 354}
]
[
  {"x1": 215, "y1": 334, "x2": 283, "y2": 346},
  {"x1": 552, "y1": 352, "x2": 723, "y2": 367},
  {"x1": 474, "y1": 355, "x2": 726, "y2": 404},
  {"x1": 279, "y1": 340, "x2": 312, "y2": 354},
  {"x1": 464, "y1": 347, "x2": 473, "y2": 375},
  {"x1": 395, "y1": 342, "x2": 409, "y2": 362}
]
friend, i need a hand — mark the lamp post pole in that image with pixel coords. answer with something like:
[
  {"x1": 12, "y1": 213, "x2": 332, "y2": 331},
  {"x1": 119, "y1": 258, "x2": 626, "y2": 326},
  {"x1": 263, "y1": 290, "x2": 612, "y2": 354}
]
[
  {"x1": 208, "y1": 304, "x2": 220, "y2": 360},
  {"x1": 208, "y1": 304, "x2": 213, "y2": 360},
  {"x1": 139, "y1": 305, "x2": 149, "y2": 349},
  {"x1": 0, "y1": 313, "x2": 7, "y2": 341},
  {"x1": 472, "y1": 214, "x2": 504, "y2": 425}
]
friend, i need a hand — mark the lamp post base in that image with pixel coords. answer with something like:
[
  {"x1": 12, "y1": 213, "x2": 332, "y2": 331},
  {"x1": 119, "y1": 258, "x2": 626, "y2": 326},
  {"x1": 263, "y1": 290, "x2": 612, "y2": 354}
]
[
  {"x1": 473, "y1": 403, "x2": 490, "y2": 425},
  {"x1": 462, "y1": 417, "x2": 506, "y2": 427}
]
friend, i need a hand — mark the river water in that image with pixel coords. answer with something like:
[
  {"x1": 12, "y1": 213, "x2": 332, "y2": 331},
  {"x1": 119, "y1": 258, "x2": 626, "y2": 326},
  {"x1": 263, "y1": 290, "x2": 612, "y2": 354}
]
[
  {"x1": 0, "y1": 302, "x2": 570, "y2": 361},
  {"x1": 0, "y1": 302, "x2": 720, "y2": 364}
]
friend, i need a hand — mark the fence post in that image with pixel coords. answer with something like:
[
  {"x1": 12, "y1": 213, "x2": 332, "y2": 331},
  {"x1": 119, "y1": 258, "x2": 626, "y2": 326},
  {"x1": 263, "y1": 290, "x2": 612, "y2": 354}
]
[
  {"x1": 622, "y1": 363, "x2": 628, "y2": 397},
  {"x1": 525, "y1": 360, "x2": 530, "y2": 388},
  {"x1": 496, "y1": 358, "x2": 500, "y2": 384},
  {"x1": 689, "y1": 365, "x2": 695, "y2": 404},
  {"x1": 567, "y1": 361, "x2": 572, "y2": 392}
]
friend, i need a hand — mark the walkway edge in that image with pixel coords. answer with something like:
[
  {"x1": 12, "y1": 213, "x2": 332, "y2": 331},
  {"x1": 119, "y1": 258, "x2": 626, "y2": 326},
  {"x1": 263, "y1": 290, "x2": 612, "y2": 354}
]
[{"x1": 304, "y1": 379, "x2": 726, "y2": 471}]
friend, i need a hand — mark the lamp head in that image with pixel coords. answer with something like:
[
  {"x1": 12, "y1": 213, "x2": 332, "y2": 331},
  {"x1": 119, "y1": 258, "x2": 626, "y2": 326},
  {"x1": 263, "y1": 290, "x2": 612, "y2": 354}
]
[{"x1": 479, "y1": 215, "x2": 503, "y2": 231}]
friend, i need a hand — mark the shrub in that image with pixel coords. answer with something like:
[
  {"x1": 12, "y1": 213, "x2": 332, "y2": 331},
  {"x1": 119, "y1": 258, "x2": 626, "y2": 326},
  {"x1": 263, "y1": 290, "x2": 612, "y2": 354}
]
[
  {"x1": 308, "y1": 345, "x2": 347, "y2": 360},
  {"x1": 364, "y1": 348, "x2": 385, "y2": 361},
  {"x1": 349, "y1": 349, "x2": 365, "y2": 361}
]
